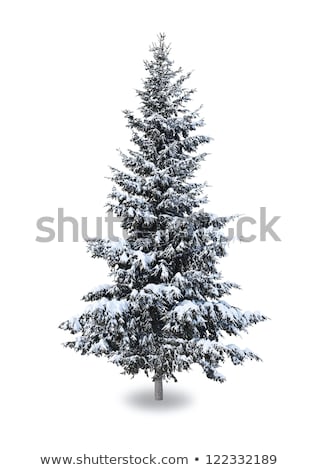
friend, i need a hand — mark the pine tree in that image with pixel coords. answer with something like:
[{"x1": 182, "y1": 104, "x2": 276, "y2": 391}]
[{"x1": 59, "y1": 34, "x2": 267, "y2": 400}]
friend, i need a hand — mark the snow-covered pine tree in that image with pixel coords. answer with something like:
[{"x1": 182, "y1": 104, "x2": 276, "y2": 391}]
[{"x1": 59, "y1": 34, "x2": 267, "y2": 400}]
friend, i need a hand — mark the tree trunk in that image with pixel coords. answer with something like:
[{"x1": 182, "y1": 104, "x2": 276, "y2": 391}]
[{"x1": 154, "y1": 377, "x2": 163, "y2": 400}]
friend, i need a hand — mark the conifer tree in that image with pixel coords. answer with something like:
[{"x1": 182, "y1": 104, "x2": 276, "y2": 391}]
[{"x1": 59, "y1": 34, "x2": 267, "y2": 400}]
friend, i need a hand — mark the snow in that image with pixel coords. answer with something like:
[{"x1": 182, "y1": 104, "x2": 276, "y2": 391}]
[
  {"x1": 84, "y1": 298, "x2": 129, "y2": 317},
  {"x1": 135, "y1": 250, "x2": 155, "y2": 269},
  {"x1": 107, "y1": 299, "x2": 129, "y2": 315},
  {"x1": 119, "y1": 252, "x2": 129, "y2": 264},
  {"x1": 174, "y1": 300, "x2": 200, "y2": 319},
  {"x1": 128, "y1": 207, "x2": 134, "y2": 217},
  {"x1": 89, "y1": 283, "x2": 112, "y2": 294},
  {"x1": 196, "y1": 339, "x2": 219, "y2": 354},
  {"x1": 160, "y1": 264, "x2": 169, "y2": 281},
  {"x1": 60, "y1": 316, "x2": 81, "y2": 333}
]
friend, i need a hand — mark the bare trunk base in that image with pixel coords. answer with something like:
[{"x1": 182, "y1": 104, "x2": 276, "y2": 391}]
[{"x1": 154, "y1": 377, "x2": 163, "y2": 400}]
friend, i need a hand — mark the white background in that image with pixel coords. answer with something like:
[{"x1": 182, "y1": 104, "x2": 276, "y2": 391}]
[{"x1": 1, "y1": 1, "x2": 317, "y2": 468}]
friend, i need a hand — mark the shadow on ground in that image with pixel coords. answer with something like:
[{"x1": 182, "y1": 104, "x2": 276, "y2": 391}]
[{"x1": 122, "y1": 386, "x2": 194, "y2": 411}]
